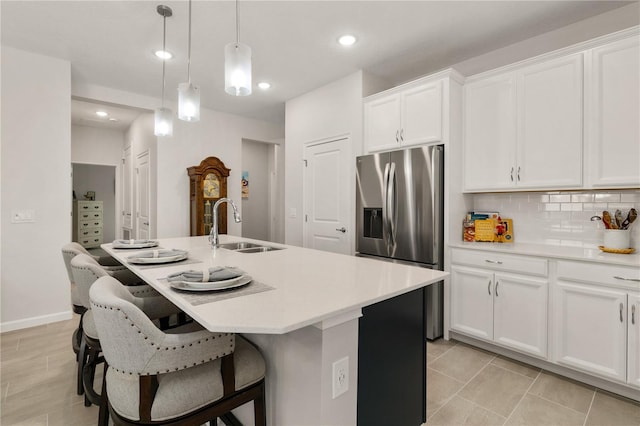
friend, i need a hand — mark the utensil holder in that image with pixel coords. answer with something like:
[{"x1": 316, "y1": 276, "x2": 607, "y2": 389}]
[{"x1": 603, "y1": 229, "x2": 631, "y2": 249}]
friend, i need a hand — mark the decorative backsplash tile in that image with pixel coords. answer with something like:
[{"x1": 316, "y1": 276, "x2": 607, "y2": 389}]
[{"x1": 472, "y1": 189, "x2": 640, "y2": 249}]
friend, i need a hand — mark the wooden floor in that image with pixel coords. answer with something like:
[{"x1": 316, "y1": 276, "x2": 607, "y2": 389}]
[{"x1": 1, "y1": 316, "x2": 639, "y2": 425}]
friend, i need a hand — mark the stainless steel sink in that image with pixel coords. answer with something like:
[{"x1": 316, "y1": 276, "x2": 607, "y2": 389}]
[
  {"x1": 217, "y1": 242, "x2": 262, "y2": 250},
  {"x1": 235, "y1": 246, "x2": 284, "y2": 254}
]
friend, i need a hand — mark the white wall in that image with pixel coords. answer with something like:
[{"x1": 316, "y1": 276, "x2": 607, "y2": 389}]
[
  {"x1": 156, "y1": 108, "x2": 284, "y2": 238},
  {"x1": 1, "y1": 47, "x2": 72, "y2": 331},
  {"x1": 71, "y1": 124, "x2": 124, "y2": 165},
  {"x1": 241, "y1": 139, "x2": 271, "y2": 241},
  {"x1": 284, "y1": 71, "x2": 365, "y2": 248}
]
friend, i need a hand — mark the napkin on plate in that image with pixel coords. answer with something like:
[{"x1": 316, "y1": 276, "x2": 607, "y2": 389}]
[
  {"x1": 133, "y1": 249, "x2": 186, "y2": 259},
  {"x1": 167, "y1": 266, "x2": 245, "y2": 283}
]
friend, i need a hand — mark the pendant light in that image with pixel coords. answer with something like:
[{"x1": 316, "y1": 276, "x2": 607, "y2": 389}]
[
  {"x1": 154, "y1": 5, "x2": 173, "y2": 137},
  {"x1": 178, "y1": 0, "x2": 200, "y2": 121},
  {"x1": 225, "y1": 0, "x2": 251, "y2": 96}
]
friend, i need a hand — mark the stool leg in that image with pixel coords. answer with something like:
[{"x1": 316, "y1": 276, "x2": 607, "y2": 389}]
[
  {"x1": 98, "y1": 362, "x2": 109, "y2": 426},
  {"x1": 77, "y1": 335, "x2": 87, "y2": 395}
]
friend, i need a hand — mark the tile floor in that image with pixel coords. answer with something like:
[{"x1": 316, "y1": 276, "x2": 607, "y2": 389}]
[
  {"x1": 1, "y1": 317, "x2": 639, "y2": 425},
  {"x1": 426, "y1": 339, "x2": 640, "y2": 426}
]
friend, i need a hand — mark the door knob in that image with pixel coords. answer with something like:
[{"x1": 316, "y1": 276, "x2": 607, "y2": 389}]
[{"x1": 336, "y1": 227, "x2": 347, "y2": 233}]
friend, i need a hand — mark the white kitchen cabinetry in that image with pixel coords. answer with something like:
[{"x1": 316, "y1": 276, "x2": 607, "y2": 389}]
[
  {"x1": 587, "y1": 35, "x2": 640, "y2": 188},
  {"x1": 464, "y1": 54, "x2": 583, "y2": 192},
  {"x1": 553, "y1": 260, "x2": 640, "y2": 387},
  {"x1": 450, "y1": 249, "x2": 548, "y2": 358},
  {"x1": 364, "y1": 70, "x2": 462, "y2": 153}
]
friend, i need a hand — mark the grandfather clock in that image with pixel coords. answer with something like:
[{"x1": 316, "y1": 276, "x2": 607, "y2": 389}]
[{"x1": 187, "y1": 157, "x2": 231, "y2": 236}]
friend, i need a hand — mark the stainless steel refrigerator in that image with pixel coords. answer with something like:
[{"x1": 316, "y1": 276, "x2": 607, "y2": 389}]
[{"x1": 356, "y1": 144, "x2": 444, "y2": 339}]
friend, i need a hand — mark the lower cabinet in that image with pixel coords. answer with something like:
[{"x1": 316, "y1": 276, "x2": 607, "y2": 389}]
[
  {"x1": 450, "y1": 249, "x2": 548, "y2": 358},
  {"x1": 553, "y1": 260, "x2": 640, "y2": 389}
]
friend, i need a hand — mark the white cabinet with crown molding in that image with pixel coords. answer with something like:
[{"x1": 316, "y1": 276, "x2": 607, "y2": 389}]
[{"x1": 463, "y1": 54, "x2": 583, "y2": 192}]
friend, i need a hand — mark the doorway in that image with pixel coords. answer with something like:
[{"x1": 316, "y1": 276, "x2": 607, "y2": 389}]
[
  {"x1": 72, "y1": 163, "x2": 117, "y2": 242},
  {"x1": 241, "y1": 139, "x2": 283, "y2": 243}
]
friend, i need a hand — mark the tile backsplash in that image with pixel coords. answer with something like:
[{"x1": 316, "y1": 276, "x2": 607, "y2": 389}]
[{"x1": 472, "y1": 189, "x2": 640, "y2": 249}]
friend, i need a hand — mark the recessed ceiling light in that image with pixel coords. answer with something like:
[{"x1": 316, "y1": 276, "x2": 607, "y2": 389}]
[
  {"x1": 154, "y1": 50, "x2": 173, "y2": 60},
  {"x1": 109, "y1": 118, "x2": 118, "y2": 122},
  {"x1": 338, "y1": 34, "x2": 357, "y2": 46},
  {"x1": 96, "y1": 111, "x2": 108, "y2": 117},
  {"x1": 258, "y1": 82, "x2": 271, "y2": 90}
]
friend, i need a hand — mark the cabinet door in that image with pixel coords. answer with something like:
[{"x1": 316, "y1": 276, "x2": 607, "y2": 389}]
[
  {"x1": 517, "y1": 54, "x2": 583, "y2": 189},
  {"x1": 493, "y1": 273, "x2": 548, "y2": 358},
  {"x1": 364, "y1": 94, "x2": 401, "y2": 153},
  {"x1": 628, "y1": 293, "x2": 640, "y2": 389},
  {"x1": 553, "y1": 281, "x2": 627, "y2": 382},
  {"x1": 450, "y1": 265, "x2": 494, "y2": 340},
  {"x1": 400, "y1": 81, "x2": 442, "y2": 147},
  {"x1": 463, "y1": 74, "x2": 516, "y2": 191},
  {"x1": 588, "y1": 37, "x2": 640, "y2": 187}
]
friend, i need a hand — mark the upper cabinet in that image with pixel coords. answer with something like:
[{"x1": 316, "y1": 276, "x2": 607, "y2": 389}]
[
  {"x1": 463, "y1": 28, "x2": 639, "y2": 193},
  {"x1": 364, "y1": 70, "x2": 461, "y2": 153},
  {"x1": 464, "y1": 54, "x2": 583, "y2": 192},
  {"x1": 586, "y1": 35, "x2": 640, "y2": 188}
]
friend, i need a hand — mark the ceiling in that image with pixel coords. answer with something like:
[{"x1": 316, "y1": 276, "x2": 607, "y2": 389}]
[{"x1": 1, "y1": 1, "x2": 634, "y2": 128}]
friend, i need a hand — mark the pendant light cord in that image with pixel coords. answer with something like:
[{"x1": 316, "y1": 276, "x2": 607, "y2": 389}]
[
  {"x1": 235, "y1": 0, "x2": 240, "y2": 45},
  {"x1": 187, "y1": 0, "x2": 192, "y2": 83},
  {"x1": 161, "y1": 12, "x2": 167, "y2": 107}
]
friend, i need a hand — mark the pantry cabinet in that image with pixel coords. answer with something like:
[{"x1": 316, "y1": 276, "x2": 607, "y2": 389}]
[
  {"x1": 364, "y1": 70, "x2": 462, "y2": 153},
  {"x1": 586, "y1": 35, "x2": 640, "y2": 188},
  {"x1": 464, "y1": 54, "x2": 583, "y2": 192},
  {"x1": 73, "y1": 200, "x2": 104, "y2": 248},
  {"x1": 552, "y1": 260, "x2": 640, "y2": 387},
  {"x1": 450, "y1": 249, "x2": 548, "y2": 358}
]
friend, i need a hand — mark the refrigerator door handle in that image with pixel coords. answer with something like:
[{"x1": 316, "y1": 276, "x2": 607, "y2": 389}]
[
  {"x1": 382, "y1": 162, "x2": 391, "y2": 249},
  {"x1": 388, "y1": 162, "x2": 397, "y2": 248}
]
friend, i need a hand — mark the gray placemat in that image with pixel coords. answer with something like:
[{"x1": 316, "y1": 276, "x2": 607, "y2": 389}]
[
  {"x1": 130, "y1": 258, "x2": 203, "y2": 270},
  {"x1": 167, "y1": 280, "x2": 274, "y2": 306}
]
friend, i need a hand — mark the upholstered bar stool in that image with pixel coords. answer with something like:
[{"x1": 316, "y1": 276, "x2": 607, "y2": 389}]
[
  {"x1": 90, "y1": 276, "x2": 266, "y2": 426},
  {"x1": 71, "y1": 254, "x2": 181, "y2": 406}
]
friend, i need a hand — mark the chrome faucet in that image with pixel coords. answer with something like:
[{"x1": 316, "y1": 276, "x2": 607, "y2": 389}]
[{"x1": 209, "y1": 198, "x2": 242, "y2": 247}]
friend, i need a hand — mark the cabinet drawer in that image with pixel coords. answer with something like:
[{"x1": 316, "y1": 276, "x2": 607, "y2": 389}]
[
  {"x1": 78, "y1": 211, "x2": 103, "y2": 220},
  {"x1": 79, "y1": 235, "x2": 103, "y2": 248},
  {"x1": 79, "y1": 228, "x2": 102, "y2": 238},
  {"x1": 451, "y1": 248, "x2": 547, "y2": 277},
  {"x1": 557, "y1": 260, "x2": 640, "y2": 288},
  {"x1": 78, "y1": 219, "x2": 103, "y2": 229},
  {"x1": 77, "y1": 201, "x2": 103, "y2": 211}
]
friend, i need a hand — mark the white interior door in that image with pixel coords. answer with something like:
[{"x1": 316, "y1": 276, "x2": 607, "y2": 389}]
[
  {"x1": 303, "y1": 137, "x2": 351, "y2": 254},
  {"x1": 122, "y1": 146, "x2": 133, "y2": 237},
  {"x1": 135, "y1": 150, "x2": 150, "y2": 239}
]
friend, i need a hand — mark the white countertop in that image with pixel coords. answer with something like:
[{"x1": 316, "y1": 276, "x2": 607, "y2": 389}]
[
  {"x1": 103, "y1": 236, "x2": 448, "y2": 334},
  {"x1": 449, "y1": 241, "x2": 640, "y2": 267}
]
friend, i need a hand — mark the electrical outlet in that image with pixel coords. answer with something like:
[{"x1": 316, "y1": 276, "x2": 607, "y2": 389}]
[{"x1": 332, "y1": 356, "x2": 349, "y2": 399}]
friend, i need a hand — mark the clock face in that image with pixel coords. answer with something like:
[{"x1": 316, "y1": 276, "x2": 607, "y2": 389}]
[{"x1": 203, "y1": 173, "x2": 220, "y2": 198}]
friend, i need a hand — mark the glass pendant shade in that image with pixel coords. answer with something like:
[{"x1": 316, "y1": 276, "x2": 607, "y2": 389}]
[
  {"x1": 154, "y1": 107, "x2": 173, "y2": 137},
  {"x1": 178, "y1": 82, "x2": 200, "y2": 121},
  {"x1": 225, "y1": 42, "x2": 252, "y2": 96}
]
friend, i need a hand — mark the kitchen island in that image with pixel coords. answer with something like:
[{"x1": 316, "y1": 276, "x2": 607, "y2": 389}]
[{"x1": 103, "y1": 236, "x2": 448, "y2": 425}]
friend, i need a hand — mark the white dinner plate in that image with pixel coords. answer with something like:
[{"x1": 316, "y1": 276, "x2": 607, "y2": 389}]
[
  {"x1": 169, "y1": 275, "x2": 252, "y2": 292},
  {"x1": 113, "y1": 239, "x2": 159, "y2": 249},
  {"x1": 127, "y1": 250, "x2": 188, "y2": 264}
]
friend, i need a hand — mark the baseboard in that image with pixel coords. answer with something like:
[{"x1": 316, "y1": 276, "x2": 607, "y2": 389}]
[{"x1": 0, "y1": 310, "x2": 73, "y2": 333}]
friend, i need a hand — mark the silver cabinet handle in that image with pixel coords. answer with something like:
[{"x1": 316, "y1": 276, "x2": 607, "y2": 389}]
[
  {"x1": 633, "y1": 305, "x2": 636, "y2": 325},
  {"x1": 495, "y1": 281, "x2": 499, "y2": 297},
  {"x1": 488, "y1": 280, "x2": 492, "y2": 295},
  {"x1": 395, "y1": 130, "x2": 399, "y2": 143},
  {"x1": 335, "y1": 227, "x2": 346, "y2": 233},
  {"x1": 400, "y1": 129, "x2": 404, "y2": 142},
  {"x1": 620, "y1": 303, "x2": 624, "y2": 323},
  {"x1": 510, "y1": 167, "x2": 514, "y2": 182},
  {"x1": 485, "y1": 259, "x2": 503, "y2": 265},
  {"x1": 143, "y1": 221, "x2": 149, "y2": 226},
  {"x1": 614, "y1": 276, "x2": 640, "y2": 282},
  {"x1": 517, "y1": 166, "x2": 521, "y2": 182}
]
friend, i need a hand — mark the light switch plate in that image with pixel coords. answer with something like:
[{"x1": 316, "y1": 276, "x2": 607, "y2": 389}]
[{"x1": 11, "y1": 209, "x2": 36, "y2": 223}]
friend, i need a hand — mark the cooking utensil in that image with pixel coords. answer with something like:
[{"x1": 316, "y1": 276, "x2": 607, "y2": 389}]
[
  {"x1": 602, "y1": 211, "x2": 613, "y2": 229},
  {"x1": 614, "y1": 209, "x2": 624, "y2": 229},
  {"x1": 622, "y1": 208, "x2": 637, "y2": 230}
]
